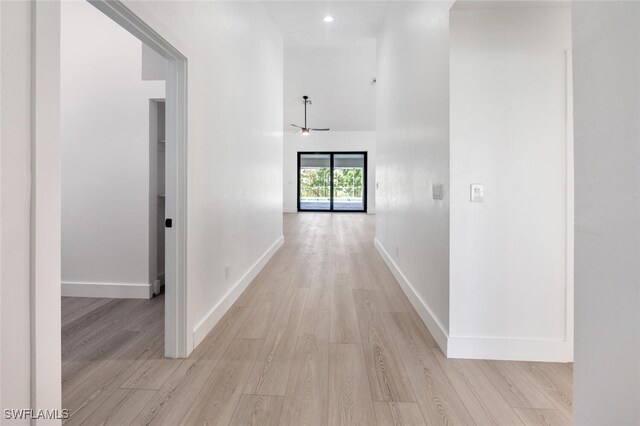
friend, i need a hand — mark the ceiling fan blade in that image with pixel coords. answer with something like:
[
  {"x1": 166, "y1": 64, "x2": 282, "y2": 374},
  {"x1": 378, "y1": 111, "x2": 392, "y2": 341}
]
[
  {"x1": 310, "y1": 128, "x2": 330, "y2": 131},
  {"x1": 291, "y1": 124, "x2": 303, "y2": 128}
]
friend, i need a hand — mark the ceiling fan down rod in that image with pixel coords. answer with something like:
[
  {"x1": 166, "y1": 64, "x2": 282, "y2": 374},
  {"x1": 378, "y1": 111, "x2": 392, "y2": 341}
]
[{"x1": 303, "y1": 95, "x2": 308, "y2": 128}]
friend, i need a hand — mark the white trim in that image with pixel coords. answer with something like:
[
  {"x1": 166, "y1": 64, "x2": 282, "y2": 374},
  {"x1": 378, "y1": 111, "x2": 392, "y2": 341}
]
[
  {"x1": 31, "y1": 0, "x2": 62, "y2": 414},
  {"x1": 193, "y1": 236, "x2": 284, "y2": 347},
  {"x1": 564, "y1": 48, "x2": 574, "y2": 360},
  {"x1": 374, "y1": 238, "x2": 449, "y2": 354},
  {"x1": 62, "y1": 281, "x2": 153, "y2": 299},
  {"x1": 283, "y1": 208, "x2": 298, "y2": 214},
  {"x1": 447, "y1": 336, "x2": 572, "y2": 362}
]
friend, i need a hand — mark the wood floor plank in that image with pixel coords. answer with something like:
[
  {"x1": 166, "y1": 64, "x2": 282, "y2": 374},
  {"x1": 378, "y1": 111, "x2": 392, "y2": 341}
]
[
  {"x1": 514, "y1": 408, "x2": 572, "y2": 426},
  {"x1": 478, "y1": 360, "x2": 556, "y2": 410},
  {"x1": 429, "y1": 346, "x2": 524, "y2": 425},
  {"x1": 120, "y1": 344, "x2": 182, "y2": 390},
  {"x1": 244, "y1": 288, "x2": 308, "y2": 396},
  {"x1": 189, "y1": 305, "x2": 250, "y2": 361},
  {"x1": 299, "y1": 308, "x2": 331, "y2": 341},
  {"x1": 77, "y1": 388, "x2": 130, "y2": 426},
  {"x1": 512, "y1": 362, "x2": 573, "y2": 419},
  {"x1": 79, "y1": 388, "x2": 156, "y2": 426},
  {"x1": 353, "y1": 289, "x2": 415, "y2": 402},
  {"x1": 63, "y1": 330, "x2": 140, "y2": 380},
  {"x1": 62, "y1": 297, "x2": 111, "y2": 327},
  {"x1": 373, "y1": 402, "x2": 426, "y2": 426},
  {"x1": 307, "y1": 288, "x2": 331, "y2": 311},
  {"x1": 236, "y1": 291, "x2": 285, "y2": 339},
  {"x1": 62, "y1": 299, "x2": 128, "y2": 364},
  {"x1": 331, "y1": 271, "x2": 353, "y2": 289},
  {"x1": 350, "y1": 254, "x2": 378, "y2": 291},
  {"x1": 328, "y1": 344, "x2": 377, "y2": 426},
  {"x1": 330, "y1": 288, "x2": 360, "y2": 344},
  {"x1": 230, "y1": 395, "x2": 284, "y2": 426},
  {"x1": 546, "y1": 362, "x2": 573, "y2": 388},
  {"x1": 367, "y1": 251, "x2": 410, "y2": 313},
  {"x1": 122, "y1": 297, "x2": 165, "y2": 332},
  {"x1": 132, "y1": 358, "x2": 216, "y2": 425},
  {"x1": 181, "y1": 338, "x2": 263, "y2": 426},
  {"x1": 62, "y1": 326, "x2": 162, "y2": 396},
  {"x1": 63, "y1": 323, "x2": 167, "y2": 425},
  {"x1": 383, "y1": 310, "x2": 475, "y2": 425},
  {"x1": 63, "y1": 298, "x2": 161, "y2": 366},
  {"x1": 62, "y1": 299, "x2": 124, "y2": 340},
  {"x1": 279, "y1": 309, "x2": 330, "y2": 426},
  {"x1": 103, "y1": 389, "x2": 156, "y2": 426}
]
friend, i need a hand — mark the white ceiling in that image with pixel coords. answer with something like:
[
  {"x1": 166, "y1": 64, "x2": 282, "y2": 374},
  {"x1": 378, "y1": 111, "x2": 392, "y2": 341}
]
[
  {"x1": 264, "y1": 1, "x2": 389, "y2": 47},
  {"x1": 265, "y1": 2, "x2": 385, "y2": 131}
]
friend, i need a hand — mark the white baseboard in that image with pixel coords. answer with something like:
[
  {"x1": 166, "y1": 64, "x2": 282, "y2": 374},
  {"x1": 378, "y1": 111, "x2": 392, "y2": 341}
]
[
  {"x1": 374, "y1": 237, "x2": 572, "y2": 362},
  {"x1": 447, "y1": 335, "x2": 572, "y2": 362},
  {"x1": 374, "y1": 238, "x2": 449, "y2": 354},
  {"x1": 192, "y1": 235, "x2": 285, "y2": 347},
  {"x1": 62, "y1": 281, "x2": 152, "y2": 299}
]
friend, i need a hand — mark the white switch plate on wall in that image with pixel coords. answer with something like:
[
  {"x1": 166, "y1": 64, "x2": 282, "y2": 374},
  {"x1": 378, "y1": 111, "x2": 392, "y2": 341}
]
[
  {"x1": 432, "y1": 184, "x2": 443, "y2": 200},
  {"x1": 470, "y1": 184, "x2": 484, "y2": 202}
]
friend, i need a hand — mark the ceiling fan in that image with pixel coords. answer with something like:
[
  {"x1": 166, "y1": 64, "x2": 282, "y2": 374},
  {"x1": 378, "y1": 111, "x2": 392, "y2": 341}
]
[{"x1": 291, "y1": 95, "x2": 329, "y2": 135}]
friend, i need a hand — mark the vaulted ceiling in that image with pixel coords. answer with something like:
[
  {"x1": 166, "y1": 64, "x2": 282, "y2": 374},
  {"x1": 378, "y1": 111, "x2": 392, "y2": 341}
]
[{"x1": 264, "y1": 2, "x2": 387, "y2": 131}]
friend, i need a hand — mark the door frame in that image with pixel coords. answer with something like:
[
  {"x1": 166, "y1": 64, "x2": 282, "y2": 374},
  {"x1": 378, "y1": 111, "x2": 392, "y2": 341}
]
[
  {"x1": 87, "y1": 0, "x2": 188, "y2": 359},
  {"x1": 297, "y1": 151, "x2": 368, "y2": 213}
]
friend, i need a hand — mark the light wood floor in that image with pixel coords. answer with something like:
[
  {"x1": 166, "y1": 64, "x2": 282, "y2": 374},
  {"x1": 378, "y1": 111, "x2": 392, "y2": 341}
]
[{"x1": 62, "y1": 213, "x2": 573, "y2": 425}]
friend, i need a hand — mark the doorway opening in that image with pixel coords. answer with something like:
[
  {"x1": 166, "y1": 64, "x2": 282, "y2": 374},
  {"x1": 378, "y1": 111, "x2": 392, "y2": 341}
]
[
  {"x1": 55, "y1": 1, "x2": 187, "y2": 385},
  {"x1": 87, "y1": 0, "x2": 188, "y2": 359},
  {"x1": 297, "y1": 152, "x2": 367, "y2": 212}
]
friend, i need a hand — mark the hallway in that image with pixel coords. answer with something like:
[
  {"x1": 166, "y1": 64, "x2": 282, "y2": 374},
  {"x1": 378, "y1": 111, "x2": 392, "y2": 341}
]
[{"x1": 62, "y1": 213, "x2": 572, "y2": 425}]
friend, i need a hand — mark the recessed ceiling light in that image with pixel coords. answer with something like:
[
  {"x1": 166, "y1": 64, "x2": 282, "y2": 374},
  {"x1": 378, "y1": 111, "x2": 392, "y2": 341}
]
[{"x1": 323, "y1": 16, "x2": 334, "y2": 23}]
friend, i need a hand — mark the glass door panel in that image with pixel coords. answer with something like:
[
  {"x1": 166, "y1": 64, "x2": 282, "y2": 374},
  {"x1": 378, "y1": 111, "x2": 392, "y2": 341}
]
[
  {"x1": 332, "y1": 154, "x2": 365, "y2": 211},
  {"x1": 299, "y1": 154, "x2": 331, "y2": 211}
]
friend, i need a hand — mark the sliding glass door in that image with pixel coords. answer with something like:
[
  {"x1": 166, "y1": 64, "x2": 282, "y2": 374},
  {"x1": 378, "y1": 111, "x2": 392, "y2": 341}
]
[
  {"x1": 298, "y1": 153, "x2": 331, "y2": 211},
  {"x1": 298, "y1": 152, "x2": 367, "y2": 212}
]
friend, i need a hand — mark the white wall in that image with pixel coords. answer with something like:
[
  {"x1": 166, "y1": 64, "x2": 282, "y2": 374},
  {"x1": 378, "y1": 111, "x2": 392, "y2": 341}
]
[
  {"x1": 449, "y1": 7, "x2": 572, "y2": 361},
  {"x1": 283, "y1": 131, "x2": 376, "y2": 213},
  {"x1": 141, "y1": 43, "x2": 165, "y2": 81},
  {"x1": 61, "y1": 1, "x2": 165, "y2": 298},
  {"x1": 375, "y1": 1, "x2": 453, "y2": 350},
  {"x1": 119, "y1": 1, "x2": 284, "y2": 352},
  {"x1": 572, "y1": 2, "x2": 640, "y2": 424}
]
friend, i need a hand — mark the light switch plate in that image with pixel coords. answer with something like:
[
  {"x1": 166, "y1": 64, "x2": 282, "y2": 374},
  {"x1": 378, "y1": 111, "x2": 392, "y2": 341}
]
[
  {"x1": 470, "y1": 184, "x2": 484, "y2": 202},
  {"x1": 432, "y1": 184, "x2": 443, "y2": 200}
]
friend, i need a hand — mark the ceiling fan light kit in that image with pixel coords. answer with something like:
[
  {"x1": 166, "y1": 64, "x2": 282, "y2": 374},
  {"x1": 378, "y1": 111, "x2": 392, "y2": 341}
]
[{"x1": 291, "y1": 95, "x2": 330, "y2": 135}]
